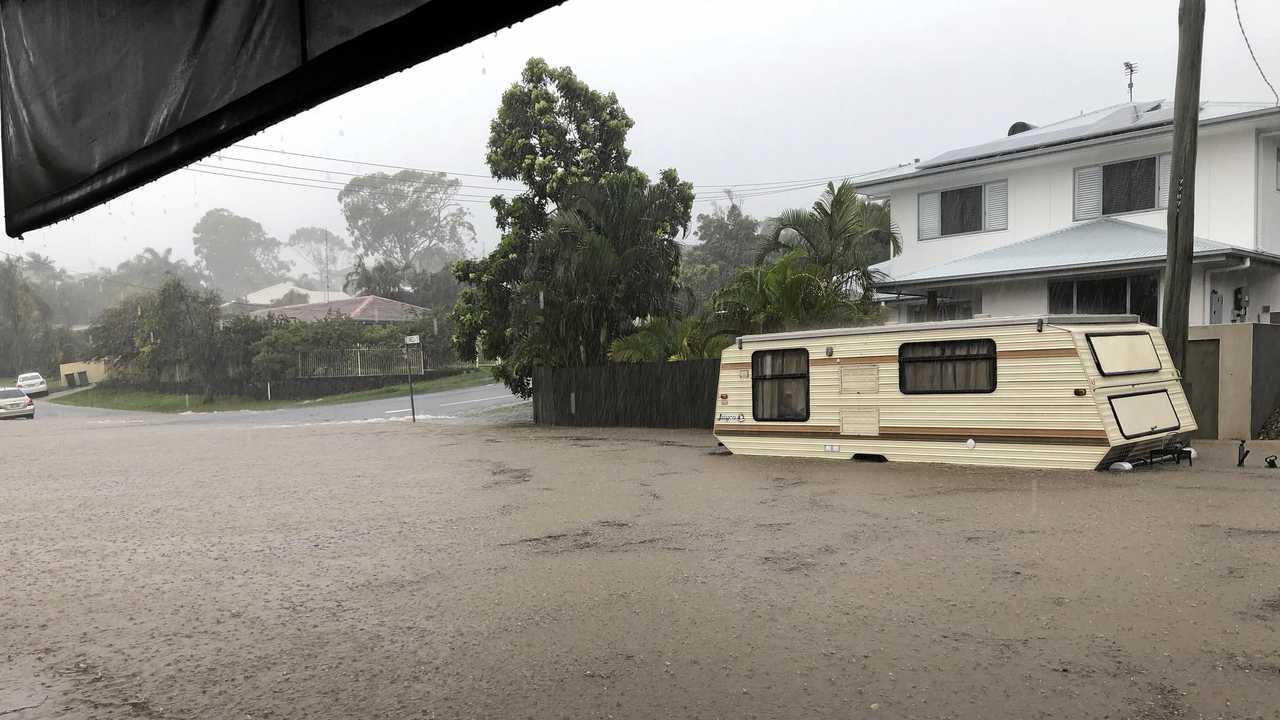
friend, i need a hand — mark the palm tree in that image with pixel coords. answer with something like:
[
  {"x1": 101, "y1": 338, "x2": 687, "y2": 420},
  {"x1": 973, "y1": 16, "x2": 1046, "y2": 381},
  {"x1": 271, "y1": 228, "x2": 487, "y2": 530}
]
[
  {"x1": 344, "y1": 257, "x2": 409, "y2": 300},
  {"x1": 757, "y1": 179, "x2": 900, "y2": 300},
  {"x1": 536, "y1": 173, "x2": 688, "y2": 366},
  {"x1": 607, "y1": 316, "x2": 735, "y2": 362},
  {"x1": 714, "y1": 251, "x2": 873, "y2": 333}
]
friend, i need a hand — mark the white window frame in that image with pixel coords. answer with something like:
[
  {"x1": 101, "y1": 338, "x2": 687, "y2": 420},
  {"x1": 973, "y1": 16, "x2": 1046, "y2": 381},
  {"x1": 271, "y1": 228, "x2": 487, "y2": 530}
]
[
  {"x1": 917, "y1": 180, "x2": 1008, "y2": 241},
  {"x1": 1073, "y1": 153, "x2": 1170, "y2": 221}
]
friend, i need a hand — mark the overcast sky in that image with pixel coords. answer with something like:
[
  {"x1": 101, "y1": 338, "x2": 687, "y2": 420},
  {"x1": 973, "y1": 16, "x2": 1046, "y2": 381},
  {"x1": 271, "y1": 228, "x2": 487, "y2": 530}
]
[{"x1": 5, "y1": 0, "x2": 1280, "y2": 276}]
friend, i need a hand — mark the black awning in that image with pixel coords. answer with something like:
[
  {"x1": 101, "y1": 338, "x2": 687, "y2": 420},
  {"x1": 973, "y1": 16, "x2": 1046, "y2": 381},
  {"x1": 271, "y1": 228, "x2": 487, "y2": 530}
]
[{"x1": 0, "y1": 0, "x2": 563, "y2": 237}]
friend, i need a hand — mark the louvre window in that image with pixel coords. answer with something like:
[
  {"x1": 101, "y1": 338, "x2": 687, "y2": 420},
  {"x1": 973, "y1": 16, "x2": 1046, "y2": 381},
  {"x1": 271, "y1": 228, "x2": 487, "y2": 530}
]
[
  {"x1": 898, "y1": 339, "x2": 996, "y2": 394},
  {"x1": 752, "y1": 349, "x2": 809, "y2": 421},
  {"x1": 1075, "y1": 154, "x2": 1170, "y2": 219},
  {"x1": 918, "y1": 180, "x2": 1007, "y2": 239}
]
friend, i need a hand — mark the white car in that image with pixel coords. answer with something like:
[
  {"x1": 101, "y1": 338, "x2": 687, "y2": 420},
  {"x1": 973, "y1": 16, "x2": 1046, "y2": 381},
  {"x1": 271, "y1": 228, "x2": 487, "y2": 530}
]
[
  {"x1": 15, "y1": 372, "x2": 48, "y2": 397},
  {"x1": 0, "y1": 388, "x2": 34, "y2": 420}
]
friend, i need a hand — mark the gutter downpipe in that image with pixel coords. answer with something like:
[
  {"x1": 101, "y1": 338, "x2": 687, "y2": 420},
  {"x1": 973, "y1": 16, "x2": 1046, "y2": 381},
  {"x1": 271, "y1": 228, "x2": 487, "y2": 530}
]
[{"x1": 1202, "y1": 257, "x2": 1250, "y2": 324}]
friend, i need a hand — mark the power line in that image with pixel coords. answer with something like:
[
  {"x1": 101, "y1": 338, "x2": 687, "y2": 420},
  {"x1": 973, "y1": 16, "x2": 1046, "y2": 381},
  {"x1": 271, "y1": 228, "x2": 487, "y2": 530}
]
[
  {"x1": 188, "y1": 165, "x2": 843, "y2": 206},
  {"x1": 189, "y1": 163, "x2": 500, "y2": 201},
  {"x1": 233, "y1": 143, "x2": 501, "y2": 180},
  {"x1": 230, "y1": 142, "x2": 903, "y2": 192},
  {"x1": 184, "y1": 167, "x2": 498, "y2": 204},
  {"x1": 210, "y1": 153, "x2": 837, "y2": 196},
  {"x1": 209, "y1": 154, "x2": 524, "y2": 192},
  {"x1": 1235, "y1": 0, "x2": 1279, "y2": 106}
]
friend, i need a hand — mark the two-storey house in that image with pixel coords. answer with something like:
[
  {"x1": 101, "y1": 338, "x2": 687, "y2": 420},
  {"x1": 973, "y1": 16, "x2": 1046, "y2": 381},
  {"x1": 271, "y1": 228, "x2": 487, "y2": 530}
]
[{"x1": 856, "y1": 100, "x2": 1280, "y2": 327}]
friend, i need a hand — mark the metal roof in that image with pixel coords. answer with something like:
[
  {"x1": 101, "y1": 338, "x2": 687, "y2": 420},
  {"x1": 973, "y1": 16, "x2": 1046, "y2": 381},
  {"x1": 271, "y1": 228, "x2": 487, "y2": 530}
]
[
  {"x1": 856, "y1": 101, "x2": 1279, "y2": 190},
  {"x1": 738, "y1": 314, "x2": 1138, "y2": 343},
  {"x1": 875, "y1": 218, "x2": 1251, "y2": 288}
]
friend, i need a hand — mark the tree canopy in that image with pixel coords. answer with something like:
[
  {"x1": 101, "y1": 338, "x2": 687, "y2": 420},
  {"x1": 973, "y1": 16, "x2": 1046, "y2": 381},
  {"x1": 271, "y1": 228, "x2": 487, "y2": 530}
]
[
  {"x1": 287, "y1": 227, "x2": 352, "y2": 291},
  {"x1": 679, "y1": 195, "x2": 767, "y2": 307},
  {"x1": 451, "y1": 58, "x2": 692, "y2": 396},
  {"x1": 338, "y1": 170, "x2": 475, "y2": 272},
  {"x1": 192, "y1": 209, "x2": 290, "y2": 299}
]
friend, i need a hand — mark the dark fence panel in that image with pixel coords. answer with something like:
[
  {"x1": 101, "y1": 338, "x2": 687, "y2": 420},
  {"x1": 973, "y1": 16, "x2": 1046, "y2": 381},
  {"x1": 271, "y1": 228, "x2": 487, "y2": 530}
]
[{"x1": 533, "y1": 360, "x2": 720, "y2": 429}]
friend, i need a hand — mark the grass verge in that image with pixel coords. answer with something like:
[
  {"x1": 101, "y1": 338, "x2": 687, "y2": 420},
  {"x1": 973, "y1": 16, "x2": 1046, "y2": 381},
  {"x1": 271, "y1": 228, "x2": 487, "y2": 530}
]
[{"x1": 50, "y1": 370, "x2": 497, "y2": 413}]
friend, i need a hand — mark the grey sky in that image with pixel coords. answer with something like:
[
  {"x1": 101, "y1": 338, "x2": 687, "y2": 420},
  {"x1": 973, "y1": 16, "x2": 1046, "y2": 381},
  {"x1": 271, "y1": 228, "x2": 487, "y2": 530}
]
[{"x1": 5, "y1": 0, "x2": 1279, "y2": 277}]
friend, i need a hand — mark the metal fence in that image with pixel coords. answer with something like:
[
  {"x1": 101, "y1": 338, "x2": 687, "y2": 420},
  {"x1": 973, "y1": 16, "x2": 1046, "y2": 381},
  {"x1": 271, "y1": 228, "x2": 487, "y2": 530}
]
[
  {"x1": 297, "y1": 348, "x2": 426, "y2": 378},
  {"x1": 532, "y1": 359, "x2": 721, "y2": 429}
]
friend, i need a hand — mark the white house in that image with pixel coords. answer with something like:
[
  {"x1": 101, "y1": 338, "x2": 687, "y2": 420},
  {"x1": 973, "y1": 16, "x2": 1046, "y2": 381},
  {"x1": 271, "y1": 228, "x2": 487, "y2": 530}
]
[
  {"x1": 857, "y1": 100, "x2": 1280, "y2": 326},
  {"x1": 242, "y1": 282, "x2": 351, "y2": 306}
]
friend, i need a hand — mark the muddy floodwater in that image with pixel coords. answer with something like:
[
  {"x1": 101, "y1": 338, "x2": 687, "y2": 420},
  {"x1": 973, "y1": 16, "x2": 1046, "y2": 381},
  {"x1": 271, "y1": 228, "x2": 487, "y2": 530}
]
[{"x1": 2, "y1": 418, "x2": 1279, "y2": 719}]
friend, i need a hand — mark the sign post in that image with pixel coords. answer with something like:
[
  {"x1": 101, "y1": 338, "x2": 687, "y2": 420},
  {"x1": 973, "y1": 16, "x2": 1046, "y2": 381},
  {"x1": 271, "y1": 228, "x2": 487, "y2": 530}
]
[{"x1": 404, "y1": 335, "x2": 420, "y2": 423}]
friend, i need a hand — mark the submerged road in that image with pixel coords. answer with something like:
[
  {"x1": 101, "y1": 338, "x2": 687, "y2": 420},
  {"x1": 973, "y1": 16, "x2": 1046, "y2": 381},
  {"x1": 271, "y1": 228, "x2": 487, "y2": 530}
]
[{"x1": 27, "y1": 382, "x2": 523, "y2": 429}]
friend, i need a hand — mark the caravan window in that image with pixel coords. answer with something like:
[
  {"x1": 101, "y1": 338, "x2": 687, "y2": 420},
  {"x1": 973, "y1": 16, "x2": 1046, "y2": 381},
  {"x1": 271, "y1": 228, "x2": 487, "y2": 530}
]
[
  {"x1": 752, "y1": 349, "x2": 809, "y2": 421},
  {"x1": 898, "y1": 339, "x2": 997, "y2": 394},
  {"x1": 1087, "y1": 332, "x2": 1161, "y2": 376}
]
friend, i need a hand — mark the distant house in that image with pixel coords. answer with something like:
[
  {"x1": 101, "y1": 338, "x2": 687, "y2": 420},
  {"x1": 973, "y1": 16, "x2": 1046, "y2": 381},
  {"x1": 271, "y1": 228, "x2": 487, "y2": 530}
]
[
  {"x1": 249, "y1": 295, "x2": 426, "y2": 323},
  {"x1": 242, "y1": 282, "x2": 351, "y2": 306}
]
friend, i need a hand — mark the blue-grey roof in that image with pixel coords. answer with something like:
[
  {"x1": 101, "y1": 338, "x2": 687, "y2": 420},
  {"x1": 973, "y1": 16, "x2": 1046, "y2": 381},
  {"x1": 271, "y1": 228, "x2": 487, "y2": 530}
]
[
  {"x1": 857, "y1": 101, "x2": 1278, "y2": 189},
  {"x1": 876, "y1": 218, "x2": 1243, "y2": 288}
]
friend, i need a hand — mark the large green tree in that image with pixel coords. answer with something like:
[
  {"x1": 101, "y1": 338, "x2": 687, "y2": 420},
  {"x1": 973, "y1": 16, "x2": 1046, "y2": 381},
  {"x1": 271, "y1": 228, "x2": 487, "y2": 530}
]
[
  {"x1": 192, "y1": 209, "x2": 290, "y2": 298},
  {"x1": 679, "y1": 195, "x2": 767, "y2": 306},
  {"x1": 757, "y1": 180, "x2": 900, "y2": 299},
  {"x1": 450, "y1": 58, "x2": 692, "y2": 396},
  {"x1": 0, "y1": 258, "x2": 51, "y2": 375},
  {"x1": 338, "y1": 171, "x2": 475, "y2": 272}
]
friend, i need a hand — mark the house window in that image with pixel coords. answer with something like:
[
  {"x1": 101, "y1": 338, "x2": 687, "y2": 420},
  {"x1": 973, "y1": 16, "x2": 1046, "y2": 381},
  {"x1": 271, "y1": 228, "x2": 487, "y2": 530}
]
[
  {"x1": 898, "y1": 339, "x2": 997, "y2": 394},
  {"x1": 752, "y1": 349, "x2": 809, "y2": 421},
  {"x1": 941, "y1": 186, "x2": 983, "y2": 235},
  {"x1": 1048, "y1": 274, "x2": 1158, "y2": 325},
  {"x1": 1102, "y1": 157, "x2": 1157, "y2": 214},
  {"x1": 919, "y1": 180, "x2": 1008, "y2": 239},
  {"x1": 1075, "y1": 154, "x2": 1170, "y2": 219}
]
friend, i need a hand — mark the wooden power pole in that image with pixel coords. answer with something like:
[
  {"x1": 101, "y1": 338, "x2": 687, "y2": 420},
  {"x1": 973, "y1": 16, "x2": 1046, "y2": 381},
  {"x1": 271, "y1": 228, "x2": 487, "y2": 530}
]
[{"x1": 1161, "y1": 0, "x2": 1205, "y2": 376}]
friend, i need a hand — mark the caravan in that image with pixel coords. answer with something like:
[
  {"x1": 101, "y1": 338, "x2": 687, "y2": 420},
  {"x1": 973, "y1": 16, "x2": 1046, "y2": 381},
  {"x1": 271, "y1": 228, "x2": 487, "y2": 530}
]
[{"x1": 713, "y1": 315, "x2": 1195, "y2": 470}]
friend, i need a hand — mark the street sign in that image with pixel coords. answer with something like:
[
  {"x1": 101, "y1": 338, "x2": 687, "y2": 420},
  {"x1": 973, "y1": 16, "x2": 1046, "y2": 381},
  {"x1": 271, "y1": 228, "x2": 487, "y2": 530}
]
[{"x1": 405, "y1": 334, "x2": 420, "y2": 345}]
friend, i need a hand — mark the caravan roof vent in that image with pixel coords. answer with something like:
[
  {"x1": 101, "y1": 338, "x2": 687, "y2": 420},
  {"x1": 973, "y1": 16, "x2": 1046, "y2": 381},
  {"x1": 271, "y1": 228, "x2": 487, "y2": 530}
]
[{"x1": 1007, "y1": 121, "x2": 1036, "y2": 136}]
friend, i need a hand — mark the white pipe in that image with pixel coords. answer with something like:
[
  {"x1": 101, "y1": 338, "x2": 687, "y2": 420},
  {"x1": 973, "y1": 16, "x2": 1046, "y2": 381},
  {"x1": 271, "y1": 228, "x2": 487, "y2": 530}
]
[{"x1": 1202, "y1": 257, "x2": 1251, "y2": 324}]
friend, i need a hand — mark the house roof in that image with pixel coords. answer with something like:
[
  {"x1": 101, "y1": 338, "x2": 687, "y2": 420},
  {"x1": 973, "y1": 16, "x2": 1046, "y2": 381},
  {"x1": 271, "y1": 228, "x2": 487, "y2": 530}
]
[
  {"x1": 243, "y1": 282, "x2": 351, "y2": 305},
  {"x1": 856, "y1": 101, "x2": 1279, "y2": 190},
  {"x1": 875, "y1": 218, "x2": 1262, "y2": 289},
  {"x1": 249, "y1": 295, "x2": 426, "y2": 323}
]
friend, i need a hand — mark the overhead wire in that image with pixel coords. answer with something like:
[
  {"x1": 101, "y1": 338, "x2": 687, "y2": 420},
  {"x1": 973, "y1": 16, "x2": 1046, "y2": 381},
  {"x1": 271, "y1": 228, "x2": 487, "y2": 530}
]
[
  {"x1": 228, "y1": 142, "x2": 906, "y2": 193},
  {"x1": 1234, "y1": 0, "x2": 1279, "y2": 106}
]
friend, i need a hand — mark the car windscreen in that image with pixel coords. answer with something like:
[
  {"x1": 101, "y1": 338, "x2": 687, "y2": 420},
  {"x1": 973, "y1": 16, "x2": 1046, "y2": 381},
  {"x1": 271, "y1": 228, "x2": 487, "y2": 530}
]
[
  {"x1": 0, "y1": 389, "x2": 27, "y2": 399},
  {"x1": 17, "y1": 374, "x2": 39, "y2": 381}
]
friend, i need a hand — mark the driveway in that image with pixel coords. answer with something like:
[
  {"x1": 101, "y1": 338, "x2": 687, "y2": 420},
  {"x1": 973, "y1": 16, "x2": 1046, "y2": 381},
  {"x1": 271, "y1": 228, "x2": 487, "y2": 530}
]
[{"x1": 29, "y1": 382, "x2": 523, "y2": 428}]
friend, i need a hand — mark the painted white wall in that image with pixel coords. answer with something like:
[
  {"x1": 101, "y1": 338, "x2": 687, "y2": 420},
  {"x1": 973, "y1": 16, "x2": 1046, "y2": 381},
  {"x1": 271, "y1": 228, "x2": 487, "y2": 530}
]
[
  {"x1": 1258, "y1": 133, "x2": 1280, "y2": 255},
  {"x1": 978, "y1": 278, "x2": 1047, "y2": 318},
  {"x1": 877, "y1": 123, "x2": 1265, "y2": 280}
]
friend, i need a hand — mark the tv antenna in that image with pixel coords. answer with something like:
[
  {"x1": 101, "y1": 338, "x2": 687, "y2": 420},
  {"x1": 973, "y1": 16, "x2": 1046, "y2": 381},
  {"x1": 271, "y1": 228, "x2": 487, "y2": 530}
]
[{"x1": 1123, "y1": 61, "x2": 1139, "y2": 102}]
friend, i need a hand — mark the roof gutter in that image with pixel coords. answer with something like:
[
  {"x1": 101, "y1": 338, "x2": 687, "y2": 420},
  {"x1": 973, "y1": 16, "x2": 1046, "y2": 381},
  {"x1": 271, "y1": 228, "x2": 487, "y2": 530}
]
[{"x1": 876, "y1": 247, "x2": 1274, "y2": 292}]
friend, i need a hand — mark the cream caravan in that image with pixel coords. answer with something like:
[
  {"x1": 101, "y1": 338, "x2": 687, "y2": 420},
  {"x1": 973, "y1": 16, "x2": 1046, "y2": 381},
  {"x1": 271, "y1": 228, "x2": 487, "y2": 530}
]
[{"x1": 713, "y1": 315, "x2": 1196, "y2": 470}]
